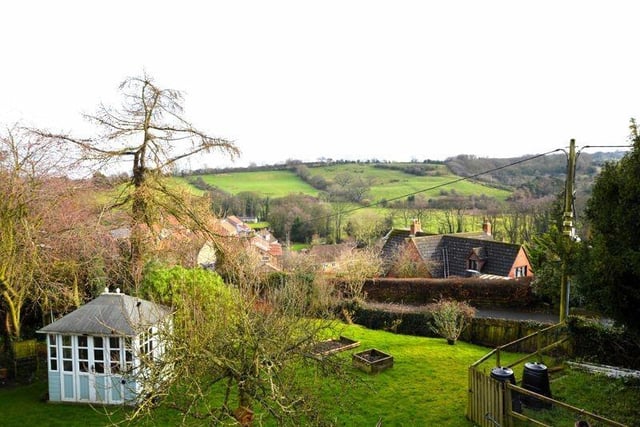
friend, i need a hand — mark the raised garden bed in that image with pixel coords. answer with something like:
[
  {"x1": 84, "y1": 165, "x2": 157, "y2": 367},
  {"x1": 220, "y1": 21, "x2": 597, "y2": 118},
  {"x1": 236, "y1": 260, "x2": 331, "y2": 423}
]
[
  {"x1": 310, "y1": 336, "x2": 360, "y2": 357},
  {"x1": 352, "y1": 348, "x2": 394, "y2": 374}
]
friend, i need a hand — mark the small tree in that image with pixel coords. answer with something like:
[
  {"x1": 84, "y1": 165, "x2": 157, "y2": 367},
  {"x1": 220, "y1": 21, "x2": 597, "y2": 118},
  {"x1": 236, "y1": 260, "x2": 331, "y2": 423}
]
[
  {"x1": 388, "y1": 245, "x2": 432, "y2": 278},
  {"x1": 334, "y1": 247, "x2": 383, "y2": 303},
  {"x1": 130, "y1": 245, "x2": 355, "y2": 426},
  {"x1": 429, "y1": 298, "x2": 476, "y2": 345}
]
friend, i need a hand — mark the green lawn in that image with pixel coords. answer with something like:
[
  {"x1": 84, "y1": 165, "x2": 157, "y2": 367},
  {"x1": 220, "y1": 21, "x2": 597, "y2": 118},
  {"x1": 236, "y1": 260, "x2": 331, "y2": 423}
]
[
  {"x1": 1, "y1": 324, "x2": 635, "y2": 426},
  {"x1": 0, "y1": 325, "x2": 497, "y2": 426}
]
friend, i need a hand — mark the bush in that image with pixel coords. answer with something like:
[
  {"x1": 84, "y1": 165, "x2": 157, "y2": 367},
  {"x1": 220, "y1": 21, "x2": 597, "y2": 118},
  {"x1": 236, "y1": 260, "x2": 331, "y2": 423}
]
[
  {"x1": 429, "y1": 298, "x2": 476, "y2": 344},
  {"x1": 567, "y1": 316, "x2": 640, "y2": 370}
]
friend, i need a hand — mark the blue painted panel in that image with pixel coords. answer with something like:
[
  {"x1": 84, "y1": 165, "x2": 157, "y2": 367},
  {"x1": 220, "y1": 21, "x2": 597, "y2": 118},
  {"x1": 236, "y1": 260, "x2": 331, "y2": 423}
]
[
  {"x1": 110, "y1": 376, "x2": 123, "y2": 403},
  {"x1": 48, "y1": 372, "x2": 61, "y2": 402},
  {"x1": 79, "y1": 376, "x2": 89, "y2": 400},
  {"x1": 95, "y1": 376, "x2": 107, "y2": 402},
  {"x1": 123, "y1": 379, "x2": 137, "y2": 404},
  {"x1": 63, "y1": 374, "x2": 74, "y2": 399}
]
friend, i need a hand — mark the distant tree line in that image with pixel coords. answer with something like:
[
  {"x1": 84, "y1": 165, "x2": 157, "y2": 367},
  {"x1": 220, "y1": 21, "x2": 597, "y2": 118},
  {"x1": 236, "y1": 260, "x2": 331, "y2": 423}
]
[
  {"x1": 371, "y1": 162, "x2": 446, "y2": 176},
  {"x1": 443, "y1": 152, "x2": 619, "y2": 200}
]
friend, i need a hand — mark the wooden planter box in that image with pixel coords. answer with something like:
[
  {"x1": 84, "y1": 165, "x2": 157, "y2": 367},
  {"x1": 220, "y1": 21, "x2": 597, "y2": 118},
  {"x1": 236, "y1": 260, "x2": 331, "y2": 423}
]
[
  {"x1": 310, "y1": 336, "x2": 360, "y2": 357},
  {"x1": 352, "y1": 348, "x2": 394, "y2": 374}
]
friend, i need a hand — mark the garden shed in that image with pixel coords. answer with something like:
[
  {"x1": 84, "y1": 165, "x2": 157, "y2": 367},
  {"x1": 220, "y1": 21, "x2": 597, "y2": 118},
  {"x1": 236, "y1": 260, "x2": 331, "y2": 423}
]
[{"x1": 37, "y1": 288, "x2": 171, "y2": 405}]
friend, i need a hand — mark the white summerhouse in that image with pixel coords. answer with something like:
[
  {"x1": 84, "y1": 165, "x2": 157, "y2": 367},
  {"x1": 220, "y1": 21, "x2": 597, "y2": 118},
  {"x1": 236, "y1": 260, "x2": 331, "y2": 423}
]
[{"x1": 37, "y1": 288, "x2": 171, "y2": 405}]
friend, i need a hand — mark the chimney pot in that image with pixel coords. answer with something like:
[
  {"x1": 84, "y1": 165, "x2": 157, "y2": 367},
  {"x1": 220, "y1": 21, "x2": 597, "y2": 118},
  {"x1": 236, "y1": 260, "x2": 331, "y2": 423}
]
[
  {"x1": 483, "y1": 220, "x2": 492, "y2": 236},
  {"x1": 410, "y1": 219, "x2": 422, "y2": 235}
]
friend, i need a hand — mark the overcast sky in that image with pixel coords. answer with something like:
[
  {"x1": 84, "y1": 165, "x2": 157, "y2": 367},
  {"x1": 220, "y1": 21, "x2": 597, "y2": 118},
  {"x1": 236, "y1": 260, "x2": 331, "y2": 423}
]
[{"x1": 2, "y1": 1, "x2": 639, "y2": 169}]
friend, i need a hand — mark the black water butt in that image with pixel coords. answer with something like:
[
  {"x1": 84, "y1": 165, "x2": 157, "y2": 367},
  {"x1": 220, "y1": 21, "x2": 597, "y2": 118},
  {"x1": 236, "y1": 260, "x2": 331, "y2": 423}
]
[
  {"x1": 521, "y1": 362, "x2": 552, "y2": 409},
  {"x1": 490, "y1": 367, "x2": 522, "y2": 413}
]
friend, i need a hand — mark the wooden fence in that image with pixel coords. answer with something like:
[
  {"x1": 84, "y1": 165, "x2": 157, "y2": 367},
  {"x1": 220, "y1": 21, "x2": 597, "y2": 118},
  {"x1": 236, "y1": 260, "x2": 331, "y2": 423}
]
[
  {"x1": 467, "y1": 323, "x2": 627, "y2": 427},
  {"x1": 1, "y1": 339, "x2": 43, "y2": 382}
]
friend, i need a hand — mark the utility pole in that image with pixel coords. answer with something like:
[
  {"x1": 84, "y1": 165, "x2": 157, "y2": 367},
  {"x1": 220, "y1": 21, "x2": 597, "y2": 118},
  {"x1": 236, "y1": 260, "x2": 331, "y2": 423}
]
[{"x1": 559, "y1": 139, "x2": 576, "y2": 322}]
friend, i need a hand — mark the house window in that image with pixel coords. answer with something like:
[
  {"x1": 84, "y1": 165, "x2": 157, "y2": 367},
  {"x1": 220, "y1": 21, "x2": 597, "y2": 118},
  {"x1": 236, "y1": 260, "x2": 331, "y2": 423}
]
[
  {"x1": 468, "y1": 259, "x2": 478, "y2": 271},
  {"x1": 515, "y1": 266, "x2": 528, "y2": 277},
  {"x1": 48, "y1": 335, "x2": 58, "y2": 371}
]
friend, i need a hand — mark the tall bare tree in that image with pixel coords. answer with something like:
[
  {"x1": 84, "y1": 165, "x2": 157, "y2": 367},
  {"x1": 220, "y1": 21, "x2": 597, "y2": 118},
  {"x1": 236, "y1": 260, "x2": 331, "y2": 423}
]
[
  {"x1": 33, "y1": 73, "x2": 240, "y2": 283},
  {"x1": 0, "y1": 126, "x2": 75, "y2": 346}
]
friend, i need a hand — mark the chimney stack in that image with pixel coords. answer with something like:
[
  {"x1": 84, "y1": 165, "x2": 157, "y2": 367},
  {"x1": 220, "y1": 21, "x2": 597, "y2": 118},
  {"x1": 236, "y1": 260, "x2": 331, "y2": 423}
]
[
  {"x1": 410, "y1": 219, "x2": 422, "y2": 235},
  {"x1": 482, "y1": 219, "x2": 492, "y2": 236}
]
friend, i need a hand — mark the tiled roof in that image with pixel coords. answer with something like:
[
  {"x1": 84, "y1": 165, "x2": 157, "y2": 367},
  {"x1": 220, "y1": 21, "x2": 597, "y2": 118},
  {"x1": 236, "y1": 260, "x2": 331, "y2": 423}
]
[
  {"x1": 38, "y1": 291, "x2": 171, "y2": 336},
  {"x1": 269, "y1": 242, "x2": 283, "y2": 257}
]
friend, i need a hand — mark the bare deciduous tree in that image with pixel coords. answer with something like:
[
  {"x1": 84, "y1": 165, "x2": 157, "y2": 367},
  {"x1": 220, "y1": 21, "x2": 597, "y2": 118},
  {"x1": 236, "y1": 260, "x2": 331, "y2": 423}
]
[
  {"x1": 0, "y1": 126, "x2": 76, "y2": 344},
  {"x1": 32, "y1": 73, "x2": 240, "y2": 282}
]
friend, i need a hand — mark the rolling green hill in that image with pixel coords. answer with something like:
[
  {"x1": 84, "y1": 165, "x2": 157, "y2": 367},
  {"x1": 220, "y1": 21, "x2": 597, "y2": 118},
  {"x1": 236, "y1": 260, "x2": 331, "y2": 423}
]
[{"x1": 184, "y1": 163, "x2": 512, "y2": 202}]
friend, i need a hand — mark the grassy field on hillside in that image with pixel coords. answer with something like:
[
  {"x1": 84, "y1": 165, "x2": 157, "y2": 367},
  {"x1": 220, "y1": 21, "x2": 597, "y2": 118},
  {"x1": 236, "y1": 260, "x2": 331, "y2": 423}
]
[
  {"x1": 192, "y1": 170, "x2": 319, "y2": 198},
  {"x1": 308, "y1": 163, "x2": 511, "y2": 201},
  {"x1": 183, "y1": 163, "x2": 511, "y2": 202}
]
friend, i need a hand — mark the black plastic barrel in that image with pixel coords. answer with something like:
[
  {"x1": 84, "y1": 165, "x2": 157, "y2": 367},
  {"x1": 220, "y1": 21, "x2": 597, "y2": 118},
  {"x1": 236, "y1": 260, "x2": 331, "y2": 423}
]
[
  {"x1": 490, "y1": 366, "x2": 515, "y2": 384},
  {"x1": 490, "y1": 367, "x2": 522, "y2": 413},
  {"x1": 521, "y1": 362, "x2": 552, "y2": 409}
]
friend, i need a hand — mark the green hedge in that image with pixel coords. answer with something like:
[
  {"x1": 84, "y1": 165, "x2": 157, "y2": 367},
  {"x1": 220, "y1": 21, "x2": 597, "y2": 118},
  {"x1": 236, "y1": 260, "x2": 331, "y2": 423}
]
[
  {"x1": 362, "y1": 277, "x2": 536, "y2": 308},
  {"x1": 353, "y1": 306, "x2": 437, "y2": 337},
  {"x1": 353, "y1": 304, "x2": 556, "y2": 351},
  {"x1": 567, "y1": 316, "x2": 640, "y2": 370}
]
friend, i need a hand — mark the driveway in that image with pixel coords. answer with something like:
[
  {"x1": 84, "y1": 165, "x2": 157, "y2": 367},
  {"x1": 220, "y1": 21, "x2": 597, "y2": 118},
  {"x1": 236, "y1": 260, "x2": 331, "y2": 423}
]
[{"x1": 475, "y1": 308, "x2": 559, "y2": 324}]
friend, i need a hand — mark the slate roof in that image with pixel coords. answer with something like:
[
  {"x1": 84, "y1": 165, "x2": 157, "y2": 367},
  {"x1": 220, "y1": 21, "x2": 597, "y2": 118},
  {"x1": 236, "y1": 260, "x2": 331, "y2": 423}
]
[
  {"x1": 411, "y1": 235, "x2": 524, "y2": 278},
  {"x1": 307, "y1": 243, "x2": 355, "y2": 263},
  {"x1": 380, "y1": 228, "x2": 430, "y2": 265},
  {"x1": 38, "y1": 291, "x2": 171, "y2": 336}
]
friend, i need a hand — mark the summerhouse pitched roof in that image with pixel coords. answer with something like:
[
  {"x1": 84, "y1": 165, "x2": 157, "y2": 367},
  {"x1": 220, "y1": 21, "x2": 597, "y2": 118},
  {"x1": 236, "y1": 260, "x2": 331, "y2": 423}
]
[{"x1": 38, "y1": 291, "x2": 171, "y2": 336}]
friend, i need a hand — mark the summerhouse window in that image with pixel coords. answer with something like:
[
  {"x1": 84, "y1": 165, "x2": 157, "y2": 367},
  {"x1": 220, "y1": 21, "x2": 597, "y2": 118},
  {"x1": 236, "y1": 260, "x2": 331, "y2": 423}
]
[
  {"x1": 109, "y1": 337, "x2": 122, "y2": 374},
  {"x1": 140, "y1": 327, "x2": 155, "y2": 357},
  {"x1": 62, "y1": 335, "x2": 73, "y2": 372},
  {"x1": 77, "y1": 335, "x2": 89, "y2": 373},
  {"x1": 48, "y1": 335, "x2": 58, "y2": 371},
  {"x1": 124, "y1": 337, "x2": 133, "y2": 372},
  {"x1": 93, "y1": 337, "x2": 105, "y2": 374}
]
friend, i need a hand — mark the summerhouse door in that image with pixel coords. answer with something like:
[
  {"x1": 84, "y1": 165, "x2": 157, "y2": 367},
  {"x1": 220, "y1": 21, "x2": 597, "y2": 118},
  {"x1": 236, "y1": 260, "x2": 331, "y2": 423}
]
[
  {"x1": 71, "y1": 336, "x2": 123, "y2": 404},
  {"x1": 91, "y1": 336, "x2": 109, "y2": 403},
  {"x1": 72, "y1": 336, "x2": 107, "y2": 403}
]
